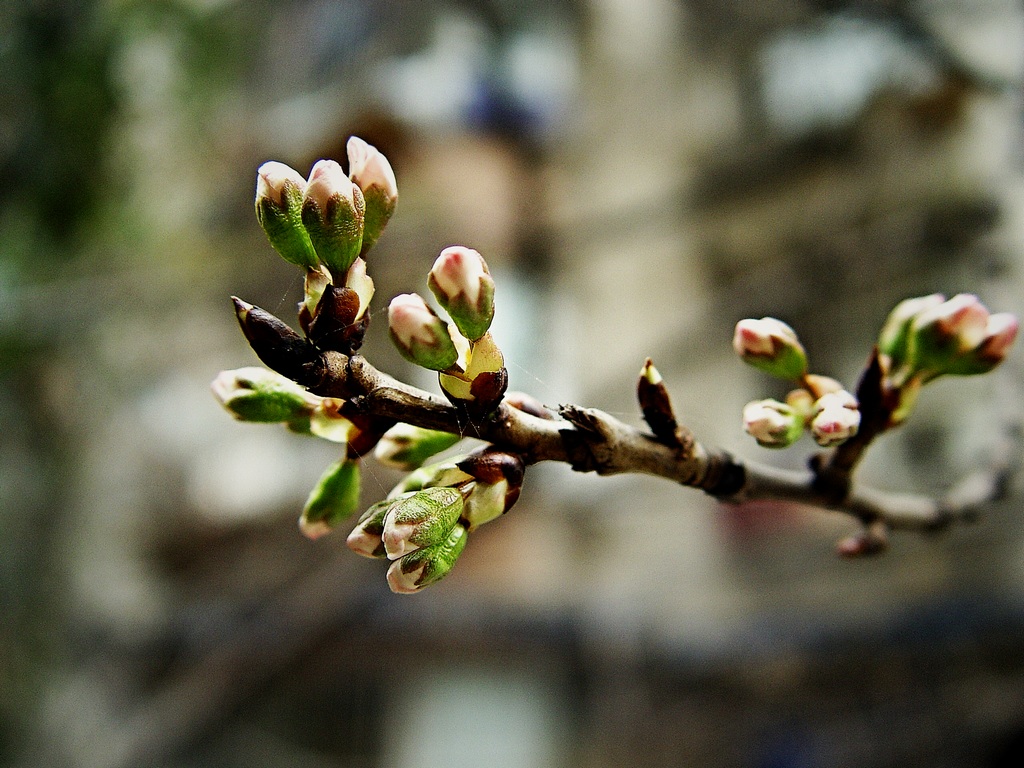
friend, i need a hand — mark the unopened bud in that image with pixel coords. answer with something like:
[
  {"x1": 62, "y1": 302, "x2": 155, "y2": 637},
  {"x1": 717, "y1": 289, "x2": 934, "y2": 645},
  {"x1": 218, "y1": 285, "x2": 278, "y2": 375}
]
[
  {"x1": 637, "y1": 358, "x2": 681, "y2": 445},
  {"x1": 300, "y1": 458, "x2": 361, "y2": 539},
  {"x1": 347, "y1": 136, "x2": 397, "y2": 256},
  {"x1": 388, "y1": 293, "x2": 459, "y2": 371},
  {"x1": 232, "y1": 297, "x2": 322, "y2": 384},
  {"x1": 733, "y1": 318, "x2": 808, "y2": 380},
  {"x1": 386, "y1": 523, "x2": 468, "y2": 594},
  {"x1": 903, "y1": 294, "x2": 1018, "y2": 379},
  {"x1": 877, "y1": 293, "x2": 945, "y2": 372},
  {"x1": 255, "y1": 161, "x2": 319, "y2": 270},
  {"x1": 301, "y1": 159, "x2": 365, "y2": 277},
  {"x1": 211, "y1": 366, "x2": 318, "y2": 423},
  {"x1": 346, "y1": 497, "x2": 401, "y2": 558},
  {"x1": 810, "y1": 390, "x2": 860, "y2": 447},
  {"x1": 428, "y1": 246, "x2": 495, "y2": 342},
  {"x1": 943, "y1": 312, "x2": 1019, "y2": 377},
  {"x1": 382, "y1": 486, "x2": 464, "y2": 560},
  {"x1": 836, "y1": 520, "x2": 888, "y2": 558},
  {"x1": 307, "y1": 284, "x2": 361, "y2": 352},
  {"x1": 374, "y1": 423, "x2": 463, "y2": 471},
  {"x1": 742, "y1": 399, "x2": 804, "y2": 448}
]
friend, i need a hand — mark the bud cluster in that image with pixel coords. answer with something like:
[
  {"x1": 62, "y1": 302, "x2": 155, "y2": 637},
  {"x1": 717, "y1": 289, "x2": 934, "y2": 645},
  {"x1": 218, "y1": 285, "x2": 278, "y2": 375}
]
[
  {"x1": 254, "y1": 137, "x2": 398, "y2": 356},
  {"x1": 876, "y1": 293, "x2": 1018, "y2": 423},
  {"x1": 734, "y1": 318, "x2": 861, "y2": 449},
  {"x1": 346, "y1": 447, "x2": 525, "y2": 593},
  {"x1": 388, "y1": 246, "x2": 507, "y2": 415}
]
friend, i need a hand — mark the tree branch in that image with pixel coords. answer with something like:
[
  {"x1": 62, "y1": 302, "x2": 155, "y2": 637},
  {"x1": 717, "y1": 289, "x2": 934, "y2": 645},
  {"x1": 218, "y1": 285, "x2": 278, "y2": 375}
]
[{"x1": 303, "y1": 350, "x2": 1010, "y2": 536}]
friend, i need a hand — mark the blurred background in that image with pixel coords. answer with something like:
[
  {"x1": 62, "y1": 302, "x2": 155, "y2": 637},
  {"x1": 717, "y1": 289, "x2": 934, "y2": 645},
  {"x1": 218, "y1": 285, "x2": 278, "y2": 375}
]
[{"x1": 3, "y1": 0, "x2": 1024, "y2": 766}]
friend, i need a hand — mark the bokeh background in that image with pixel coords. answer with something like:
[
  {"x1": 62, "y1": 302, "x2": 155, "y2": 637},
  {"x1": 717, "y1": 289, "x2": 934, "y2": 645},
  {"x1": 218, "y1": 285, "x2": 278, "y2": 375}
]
[{"x1": 3, "y1": 1, "x2": 1024, "y2": 766}]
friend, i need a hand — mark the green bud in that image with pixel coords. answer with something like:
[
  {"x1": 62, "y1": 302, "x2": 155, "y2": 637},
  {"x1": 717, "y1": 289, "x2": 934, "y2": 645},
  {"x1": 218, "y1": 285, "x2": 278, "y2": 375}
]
[
  {"x1": 374, "y1": 423, "x2": 463, "y2": 471},
  {"x1": 386, "y1": 523, "x2": 468, "y2": 594},
  {"x1": 382, "y1": 486, "x2": 464, "y2": 560},
  {"x1": 877, "y1": 294, "x2": 945, "y2": 374},
  {"x1": 300, "y1": 458, "x2": 361, "y2": 539},
  {"x1": 211, "y1": 366, "x2": 317, "y2": 424},
  {"x1": 301, "y1": 160, "x2": 365, "y2": 277},
  {"x1": 255, "y1": 162, "x2": 320, "y2": 270}
]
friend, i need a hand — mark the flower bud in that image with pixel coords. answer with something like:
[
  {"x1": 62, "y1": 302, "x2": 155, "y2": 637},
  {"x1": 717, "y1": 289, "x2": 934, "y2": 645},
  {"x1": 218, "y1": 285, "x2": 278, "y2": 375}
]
[
  {"x1": 428, "y1": 246, "x2": 496, "y2": 342},
  {"x1": 300, "y1": 458, "x2": 361, "y2": 539},
  {"x1": 941, "y1": 312, "x2": 1019, "y2": 377},
  {"x1": 382, "y1": 486, "x2": 464, "y2": 560},
  {"x1": 255, "y1": 161, "x2": 320, "y2": 270},
  {"x1": 211, "y1": 366, "x2": 318, "y2": 424},
  {"x1": 438, "y1": 331, "x2": 507, "y2": 410},
  {"x1": 386, "y1": 523, "x2": 468, "y2": 594},
  {"x1": 742, "y1": 399, "x2": 804, "y2": 448},
  {"x1": 810, "y1": 390, "x2": 860, "y2": 447},
  {"x1": 346, "y1": 497, "x2": 401, "y2": 558},
  {"x1": 374, "y1": 423, "x2": 463, "y2": 471},
  {"x1": 733, "y1": 318, "x2": 808, "y2": 380},
  {"x1": 301, "y1": 159, "x2": 365, "y2": 277},
  {"x1": 347, "y1": 136, "x2": 397, "y2": 256},
  {"x1": 877, "y1": 293, "x2": 945, "y2": 371},
  {"x1": 904, "y1": 294, "x2": 998, "y2": 379},
  {"x1": 388, "y1": 293, "x2": 459, "y2": 371}
]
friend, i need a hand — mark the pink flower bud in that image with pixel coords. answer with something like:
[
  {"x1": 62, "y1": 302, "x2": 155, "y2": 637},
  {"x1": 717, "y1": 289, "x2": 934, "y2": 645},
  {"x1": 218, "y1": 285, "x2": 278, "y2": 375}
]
[
  {"x1": 346, "y1": 136, "x2": 398, "y2": 201},
  {"x1": 256, "y1": 161, "x2": 306, "y2": 206},
  {"x1": 912, "y1": 293, "x2": 990, "y2": 352},
  {"x1": 428, "y1": 246, "x2": 496, "y2": 341},
  {"x1": 387, "y1": 293, "x2": 459, "y2": 371},
  {"x1": 304, "y1": 159, "x2": 357, "y2": 211},
  {"x1": 302, "y1": 160, "x2": 365, "y2": 276},
  {"x1": 742, "y1": 399, "x2": 803, "y2": 448},
  {"x1": 907, "y1": 294, "x2": 1018, "y2": 378},
  {"x1": 978, "y1": 313, "x2": 1019, "y2": 363},
  {"x1": 733, "y1": 318, "x2": 807, "y2": 380},
  {"x1": 810, "y1": 390, "x2": 860, "y2": 447},
  {"x1": 346, "y1": 136, "x2": 397, "y2": 256}
]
